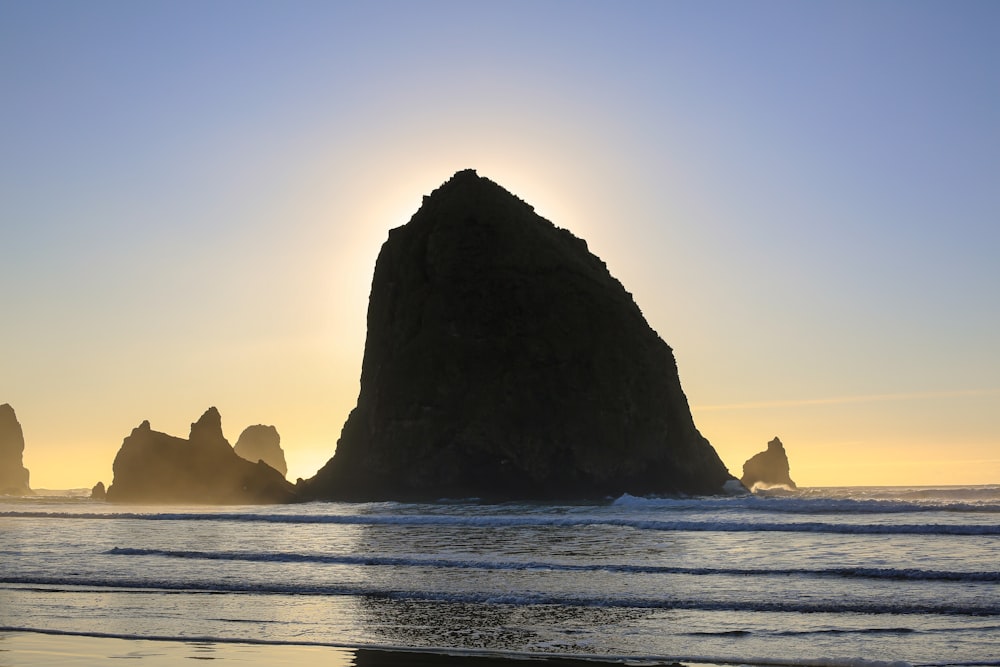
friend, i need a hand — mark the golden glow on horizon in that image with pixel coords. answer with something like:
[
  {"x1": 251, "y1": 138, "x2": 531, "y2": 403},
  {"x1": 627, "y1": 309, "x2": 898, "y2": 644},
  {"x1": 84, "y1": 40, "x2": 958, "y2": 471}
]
[
  {"x1": 694, "y1": 389, "x2": 1000, "y2": 412},
  {"x1": 25, "y1": 428, "x2": 999, "y2": 491},
  {"x1": 15, "y1": 168, "x2": 1000, "y2": 492},
  {"x1": 697, "y1": 397, "x2": 1000, "y2": 488},
  {"x1": 5, "y1": 3, "x2": 997, "y2": 496}
]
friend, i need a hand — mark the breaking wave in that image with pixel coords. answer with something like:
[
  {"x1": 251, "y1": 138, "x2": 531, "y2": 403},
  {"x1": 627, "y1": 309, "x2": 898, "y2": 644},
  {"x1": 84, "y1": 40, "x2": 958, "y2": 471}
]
[
  {"x1": 2, "y1": 575, "x2": 998, "y2": 616},
  {"x1": 3, "y1": 510, "x2": 997, "y2": 535},
  {"x1": 105, "y1": 547, "x2": 1000, "y2": 582}
]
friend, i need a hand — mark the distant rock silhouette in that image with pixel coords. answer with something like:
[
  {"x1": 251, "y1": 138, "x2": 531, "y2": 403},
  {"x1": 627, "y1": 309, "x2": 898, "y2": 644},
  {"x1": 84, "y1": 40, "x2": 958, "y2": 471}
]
[
  {"x1": 234, "y1": 425, "x2": 287, "y2": 477},
  {"x1": 302, "y1": 170, "x2": 737, "y2": 501},
  {"x1": 105, "y1": 408, "x2": 297, "y2": 504},
  {"x1": 90, "y1": 481, "x2": 107, "y2": 500},
  {"x1": 0, "y1": 404, "x2": 32, "y2": 496},
  {"x1": 741, "y1": 437, "x2": 797, "y2": 489}
]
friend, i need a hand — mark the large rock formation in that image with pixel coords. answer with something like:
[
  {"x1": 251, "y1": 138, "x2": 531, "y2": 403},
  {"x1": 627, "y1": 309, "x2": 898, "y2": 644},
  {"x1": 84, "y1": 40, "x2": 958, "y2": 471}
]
[
  {"x1": 105, "y1": 408, "x2": 297, "y2": 504},
  {"x1": 234, "y1": 425, "x2": 287, "y2": 477},
  {"x1": 741, "y1": 437, "x2": 797, "y2": 490},
  {"x1": 303, "y1": 170, "x2": 736, "y2": 501},
  {"x1": 0, "y1": 403, "x2": 31, "y2": 495}
]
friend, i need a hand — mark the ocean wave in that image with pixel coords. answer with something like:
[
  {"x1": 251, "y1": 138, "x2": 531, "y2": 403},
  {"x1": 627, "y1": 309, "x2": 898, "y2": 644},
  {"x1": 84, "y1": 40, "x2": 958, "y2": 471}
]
[
  {"x1": 106, "y1": 547, "x2": 1000, "y2": 583},
  {"x1": 2, "y1": 576, "x2": 998, "y2": 617},
  {"x1": 3, "y1": 510, "x2": 997, "y2": 535},
  {"x1": 611, "y1": 492, "x2": 1000, "y2": 514},
  {"x1": 769, "y1": 624, "x2": 1000, "y2": 638}
]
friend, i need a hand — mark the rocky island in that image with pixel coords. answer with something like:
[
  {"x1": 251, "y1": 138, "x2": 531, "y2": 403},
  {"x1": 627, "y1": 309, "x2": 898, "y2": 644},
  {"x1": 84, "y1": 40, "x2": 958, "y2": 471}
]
[
  {"x1": 302, "y1": 170, "x2": 737, "y2": 501},
  {"x1": 741, "y1": 436, "x2": 797, "y2": 489},
  {"x1": 105, "y1": 407, "x2": 297, "y2": 503},
  {"x1": 0, "y1": 403, "x2": 32, "y2": 496},
  {"x1": 234, "y1": 425, "x2": 288, "y2": 478}
]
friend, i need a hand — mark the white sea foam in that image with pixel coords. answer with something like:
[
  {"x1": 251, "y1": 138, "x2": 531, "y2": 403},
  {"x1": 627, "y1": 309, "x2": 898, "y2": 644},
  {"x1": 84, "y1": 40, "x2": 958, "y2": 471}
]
[
  {"x1": 611, "y1": 490, "x2": 1000, "y2": 514},
  {"x1": 723, "y1": 479, "x2": 750, "y2": 495},
  {"x1": 103, "y1": 547, "x2": 1000, "y2": 582},
  {"x1": 5, "y1": 509, "x2": 996, "y2": 535},
  {"x1": 3, "y1": 574, "x2": 997, "y2": 616}
]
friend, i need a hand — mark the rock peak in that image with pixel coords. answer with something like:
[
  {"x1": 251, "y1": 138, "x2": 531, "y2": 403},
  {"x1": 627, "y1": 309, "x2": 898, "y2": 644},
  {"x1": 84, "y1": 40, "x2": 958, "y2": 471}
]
[
  {"x1": 741, "y1": 437, "x2": 797, "y2": 490},
  {"x1": 190, "y1": 407, "x2": 226, "y2": 445},
  {"x1": 106, "y1": 408, "x2": 296, "y2": 504},
  {"x1": 302, "y1": 171, "x2": 735, "y2": 501},
  {"x1": 234, "y1": 425, "x2": 287, "y2": 477},
  {"x1": 411, "y1": 169, "x2": 539, "y2": 226},
  {"x1": 449, "y1": 168, "x2": 478, "y2": 180},
  {"x1": 0, "y1": 403, "x2": 31, "y2": 495}
]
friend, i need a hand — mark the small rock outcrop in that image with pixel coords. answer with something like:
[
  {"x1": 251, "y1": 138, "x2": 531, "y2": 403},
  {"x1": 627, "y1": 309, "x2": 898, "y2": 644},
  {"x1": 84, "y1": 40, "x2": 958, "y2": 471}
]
[
  {"x1": 234, "y1": 425, "x2": 287, "y2": 477},
  {"x1": 90, "y1": 481, "x2": 107, "y2": 500},
  {"x1": 105, "y1": 408, "x2": 297, "y2": 504},
  {"x1": 741, "y1": 437, "x2": 797, "y2": 489},
  {"x1": 0, "y1": 403, "x2": 31, "y2": 495},
  {"x1": 302, "y1": 170, "x2": 736, "y2": 501}
]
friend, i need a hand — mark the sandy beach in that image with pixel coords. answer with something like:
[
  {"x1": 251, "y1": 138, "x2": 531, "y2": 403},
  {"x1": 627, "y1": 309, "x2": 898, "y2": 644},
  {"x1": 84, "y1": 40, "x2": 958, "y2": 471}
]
[
  {"x1": 0, "y1": 632, "x2": 353, "y2": 667},
  {"x1": 0, "y1": 632, "x2": 695, "y2": 667}
]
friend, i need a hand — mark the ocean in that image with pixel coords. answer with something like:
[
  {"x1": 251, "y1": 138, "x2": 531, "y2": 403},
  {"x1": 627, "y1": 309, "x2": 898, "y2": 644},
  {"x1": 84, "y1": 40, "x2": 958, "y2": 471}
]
[{"x1": 1, "y1": 486, "x2": 997, "y2": 666}]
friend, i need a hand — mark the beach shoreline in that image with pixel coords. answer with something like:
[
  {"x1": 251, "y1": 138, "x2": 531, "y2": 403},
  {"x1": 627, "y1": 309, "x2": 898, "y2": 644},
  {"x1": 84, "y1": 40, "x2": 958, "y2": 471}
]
[{"x1": 1, "y1": 631, "x2": 703, "y2": 667}]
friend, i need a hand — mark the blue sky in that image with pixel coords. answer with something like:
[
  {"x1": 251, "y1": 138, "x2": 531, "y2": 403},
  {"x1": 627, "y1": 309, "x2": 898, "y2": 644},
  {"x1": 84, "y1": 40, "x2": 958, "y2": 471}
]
[{"x1": 2, "y1": 1, "x2": 998, "y2": 488}]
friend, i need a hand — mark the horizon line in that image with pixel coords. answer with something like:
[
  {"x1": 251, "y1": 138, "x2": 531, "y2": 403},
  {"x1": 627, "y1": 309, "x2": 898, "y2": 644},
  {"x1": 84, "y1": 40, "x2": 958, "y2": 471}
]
[{"x1": 692, "y1": 389, "x2": 1000, "y2": 412}]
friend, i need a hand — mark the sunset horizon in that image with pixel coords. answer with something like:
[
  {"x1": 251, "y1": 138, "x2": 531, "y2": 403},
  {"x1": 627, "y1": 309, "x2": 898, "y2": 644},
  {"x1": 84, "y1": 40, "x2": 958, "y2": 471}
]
[
  {"x1": 6, "y1": 162, "x2": 1000, "y2": 491},
  {"x1": 3, "y1": 3, "x2": 999, "y2": 664},
  {"x1": 5, "y1": 2, "x2": 998, "y2": 493}
]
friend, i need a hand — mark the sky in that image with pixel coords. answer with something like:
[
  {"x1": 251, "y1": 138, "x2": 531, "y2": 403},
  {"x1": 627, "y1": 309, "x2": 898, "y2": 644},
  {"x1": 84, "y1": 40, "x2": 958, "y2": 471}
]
[{"x1": 2, "y1": 1, "x2": 998, "y2": 490}]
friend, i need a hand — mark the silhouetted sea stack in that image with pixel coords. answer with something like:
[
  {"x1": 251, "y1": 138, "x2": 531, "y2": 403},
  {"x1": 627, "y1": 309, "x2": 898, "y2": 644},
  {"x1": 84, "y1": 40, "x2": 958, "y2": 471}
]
[
  {"x1": 105, "y1": 407, "x2": 297, "y2": 504},
  {"x1": 0, "y1": 403, "x2": 32, "y2": 496},
  {"x1": 234, "y1": 425, "x2": 287, "y2": 477},
  {"x1": 302, "y1": 170, "x2": 737, "y2": 501},
  {"x1": 741, "y1": 436, "x2": 797, "y2": 490}
]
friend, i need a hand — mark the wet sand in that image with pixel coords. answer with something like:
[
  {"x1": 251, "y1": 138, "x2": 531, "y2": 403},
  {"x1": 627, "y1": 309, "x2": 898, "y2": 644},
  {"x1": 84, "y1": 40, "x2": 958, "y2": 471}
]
[
  {"x1": 0, "y1": 632, "x2": 353, "y2": 666},
  {"x1": 0, "y1": 632, "x2": 691, "y2": 667}
]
